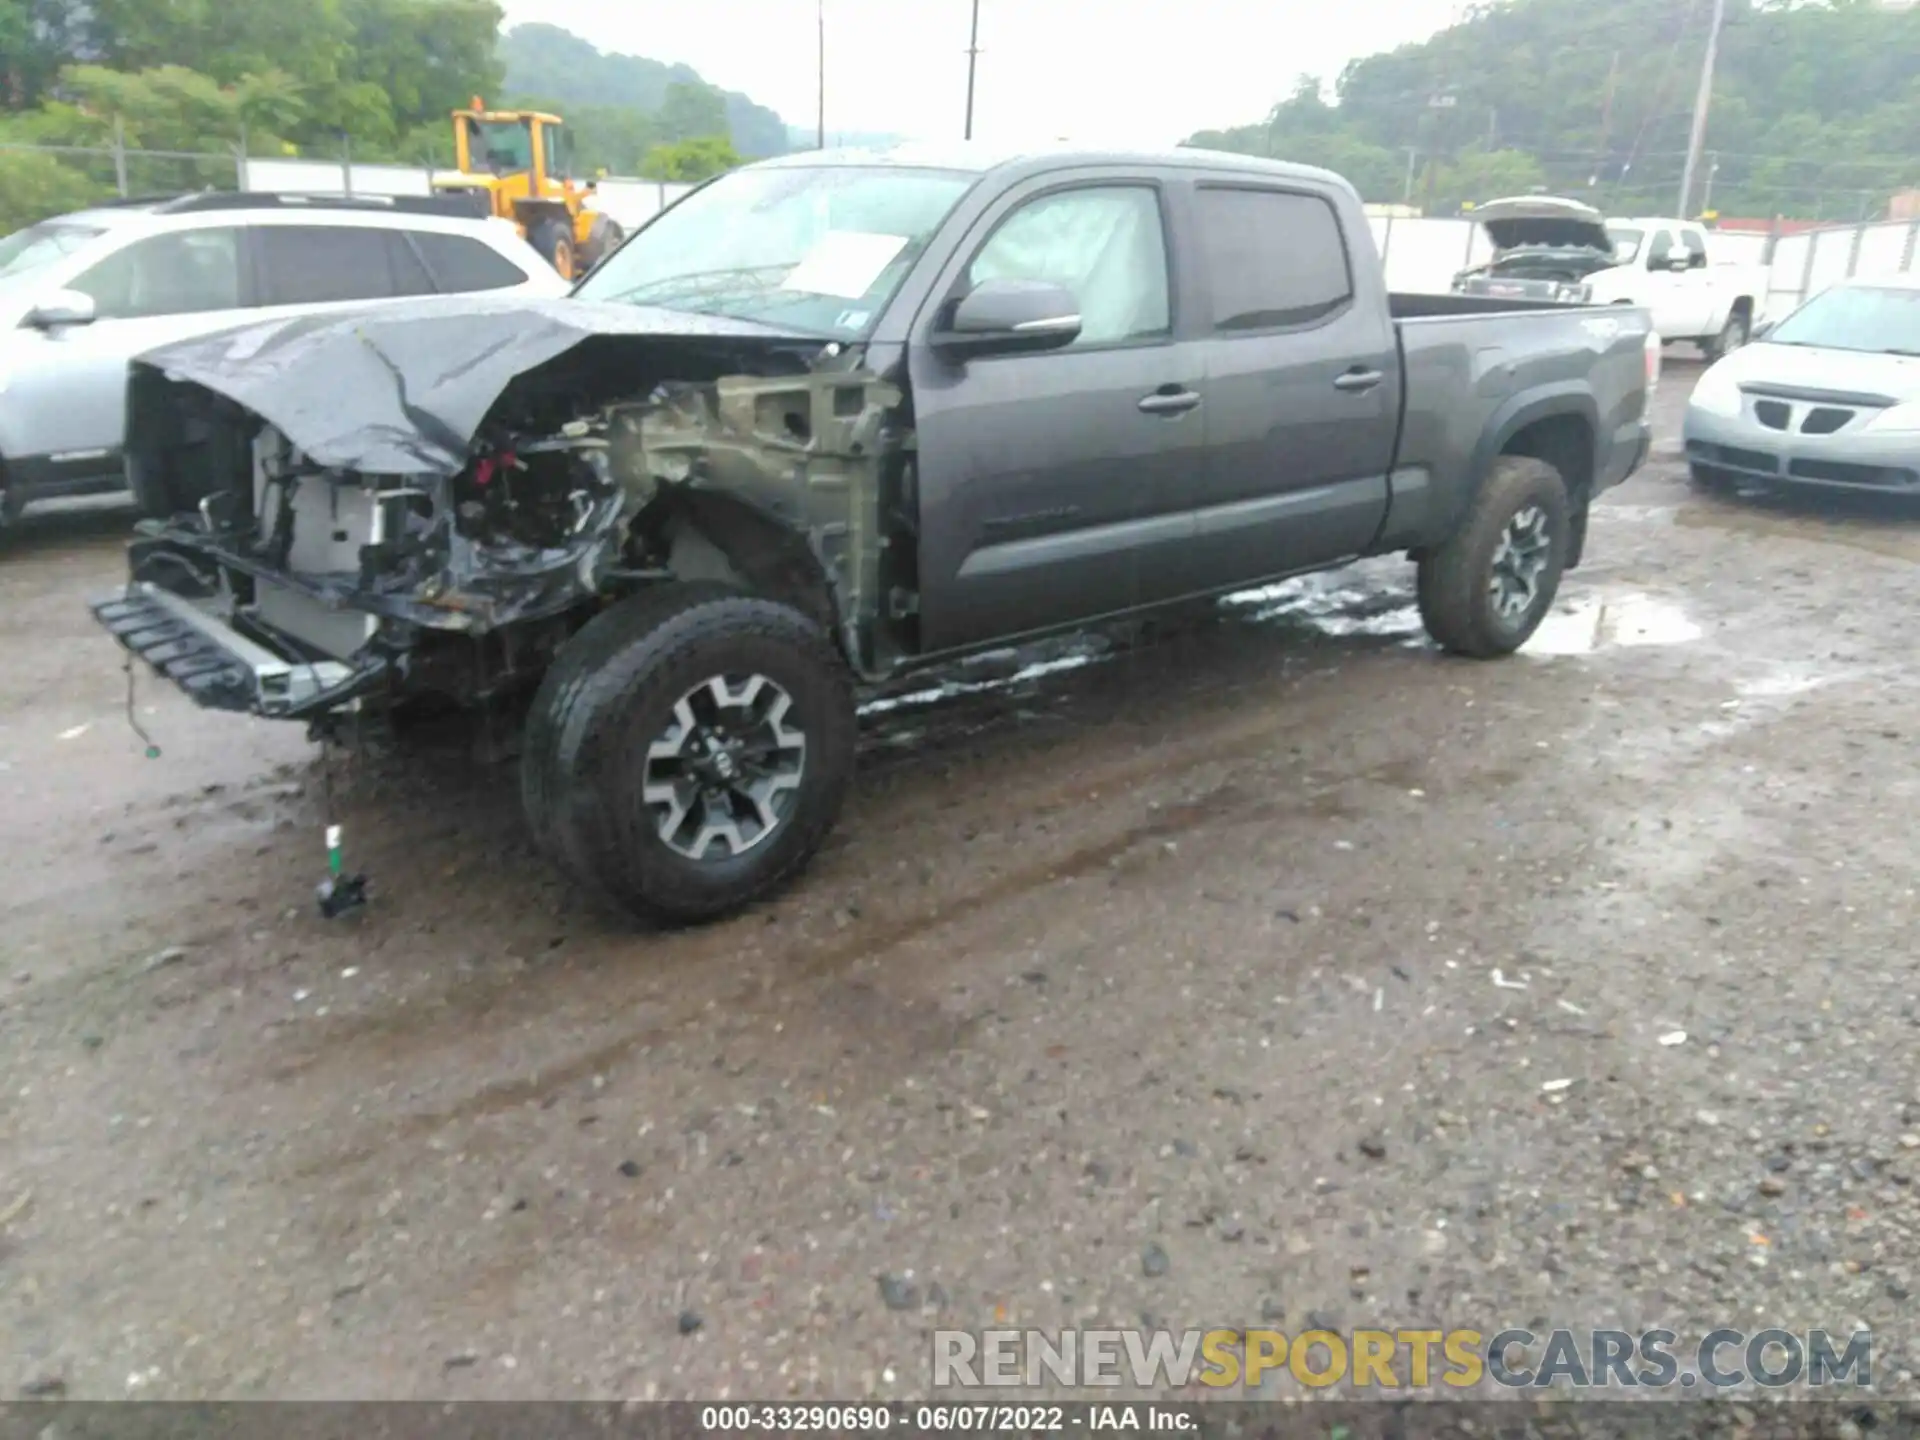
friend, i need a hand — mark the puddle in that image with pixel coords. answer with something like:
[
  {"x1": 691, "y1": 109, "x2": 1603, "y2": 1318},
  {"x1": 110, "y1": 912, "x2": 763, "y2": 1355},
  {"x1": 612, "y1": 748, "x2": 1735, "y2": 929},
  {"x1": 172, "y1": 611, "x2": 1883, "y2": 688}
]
[
  {"x1": 858, "y1": 643, "x2": 1108, "y2": 718},
  {"x1": 1218, "y1": 572, "x2": 1424, "y2": 642},
  {"x1": 1524, "y1": 592, "x2": 1704, "y2": 657}
]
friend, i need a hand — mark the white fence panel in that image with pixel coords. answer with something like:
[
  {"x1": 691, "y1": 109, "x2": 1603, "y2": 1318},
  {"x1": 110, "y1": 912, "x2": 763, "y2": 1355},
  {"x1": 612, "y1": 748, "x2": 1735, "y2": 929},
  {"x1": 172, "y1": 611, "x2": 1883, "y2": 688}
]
[
  {"x1": 1806, "y1": 227, "x2": 1856, "y2": 294},
  {"x1": 588, "y1": 179, "x2": 696, "y2": 231},
  {"x1": 240, "y1": 157, "x2": 435, "y2": 195},
  {"x1": 1855, "y1": 221, "x2": 1914, "y2": 279}
]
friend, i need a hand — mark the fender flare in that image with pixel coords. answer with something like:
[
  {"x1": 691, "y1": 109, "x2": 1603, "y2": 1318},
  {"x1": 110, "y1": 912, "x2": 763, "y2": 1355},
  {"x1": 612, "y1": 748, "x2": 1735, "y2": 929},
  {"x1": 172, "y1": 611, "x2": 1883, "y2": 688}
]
[{"x1": 1464, "y1": 384, "x2": 1601, "y2": 503}]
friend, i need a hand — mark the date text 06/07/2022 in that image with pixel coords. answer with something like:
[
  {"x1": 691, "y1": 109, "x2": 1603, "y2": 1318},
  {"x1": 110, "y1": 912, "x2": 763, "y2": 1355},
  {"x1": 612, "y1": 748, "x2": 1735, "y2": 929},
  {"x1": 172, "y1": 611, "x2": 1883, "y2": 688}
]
[{"x1": 697, "y1": 1403, "x2": 1192, "y2": 1432}]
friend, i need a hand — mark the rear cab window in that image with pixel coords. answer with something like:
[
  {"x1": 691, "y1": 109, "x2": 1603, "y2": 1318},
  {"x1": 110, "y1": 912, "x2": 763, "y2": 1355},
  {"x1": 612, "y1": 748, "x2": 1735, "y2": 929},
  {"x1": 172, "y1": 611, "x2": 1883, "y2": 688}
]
[{"x1": 1193, "y1": 186, "x2": 1354, "y2": 331}]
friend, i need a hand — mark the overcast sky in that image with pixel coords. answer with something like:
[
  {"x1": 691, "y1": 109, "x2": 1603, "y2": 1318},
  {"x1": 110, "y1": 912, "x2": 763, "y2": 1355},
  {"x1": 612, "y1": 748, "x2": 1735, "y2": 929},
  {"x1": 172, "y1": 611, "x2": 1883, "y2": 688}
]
[{"x1": 496, "y1": 0, "x2": 1468, "y2": 147}]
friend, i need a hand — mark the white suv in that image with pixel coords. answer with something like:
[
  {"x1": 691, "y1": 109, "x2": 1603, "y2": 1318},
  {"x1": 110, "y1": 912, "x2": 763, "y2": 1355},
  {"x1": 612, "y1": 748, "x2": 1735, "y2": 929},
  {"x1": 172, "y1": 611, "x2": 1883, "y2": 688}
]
[{"x1": 0, "y1": 192, "x2": 570, "y2": 528}]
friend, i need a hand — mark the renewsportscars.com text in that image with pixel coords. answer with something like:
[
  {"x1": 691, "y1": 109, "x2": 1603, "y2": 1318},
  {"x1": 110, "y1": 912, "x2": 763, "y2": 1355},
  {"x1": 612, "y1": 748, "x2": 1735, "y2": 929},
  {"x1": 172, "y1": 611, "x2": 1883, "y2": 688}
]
[{"x1": 931, "y1": 1327, "x2": 1873, "y2": 1391}]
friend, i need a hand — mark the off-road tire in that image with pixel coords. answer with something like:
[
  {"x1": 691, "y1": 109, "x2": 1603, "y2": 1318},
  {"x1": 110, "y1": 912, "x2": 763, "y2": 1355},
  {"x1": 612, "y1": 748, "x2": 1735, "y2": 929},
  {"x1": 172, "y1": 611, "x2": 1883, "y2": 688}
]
[
  {"x1": 1416, "y1": 455, "x2": 1570, "y2": 659},
  {"x1": 529, "y1": 218, "x2": 576, "y2": 280},
  {"x1": 1703, "y1": 309, "x2": 1749, "y2": 363},
  {"x1": 521, "y1": 583, "x2": 857, "y2": 925}
]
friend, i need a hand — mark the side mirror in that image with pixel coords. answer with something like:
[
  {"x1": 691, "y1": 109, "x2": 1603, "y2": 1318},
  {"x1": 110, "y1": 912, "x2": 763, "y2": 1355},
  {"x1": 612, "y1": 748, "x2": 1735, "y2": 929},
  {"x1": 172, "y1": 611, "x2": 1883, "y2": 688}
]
[
  {"x1": 1664, "y1": 251, "x2": 1693, "y2": 272},
  {"x1": 27, "y1": 290, "x2": 97, "y2": 330},
  {"x1": 933, "y1": 278, "x2": 1081, "y2": 358}
]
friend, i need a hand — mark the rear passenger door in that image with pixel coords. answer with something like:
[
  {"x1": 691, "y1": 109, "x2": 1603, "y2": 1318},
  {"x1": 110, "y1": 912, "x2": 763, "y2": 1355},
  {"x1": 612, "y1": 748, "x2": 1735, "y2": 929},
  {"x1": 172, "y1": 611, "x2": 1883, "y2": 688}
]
[
  {"x1": 249, "y1": 224, "x2": 437, "y2": 310},
  {"x1": 1172, "y1": 182, "x2": 1399, "y2": 593}
]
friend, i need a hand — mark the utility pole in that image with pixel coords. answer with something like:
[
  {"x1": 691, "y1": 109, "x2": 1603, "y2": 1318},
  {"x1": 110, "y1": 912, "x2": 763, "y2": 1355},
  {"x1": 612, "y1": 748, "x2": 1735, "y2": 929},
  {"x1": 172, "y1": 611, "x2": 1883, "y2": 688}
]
[
  {"x1": 1591, "y1": 50, "x2": 1619, "y2": 188},
  {"x1": 963, "y1": 0, "x2": 981, "y2": 141},
  {"x1": 1402, "y1": 147, "x2": 1418, "y2": 205},
  {"x1": 1677, "y1": 0, "x2": 1727, "y2": 218},
  {"x1": 1702, "y1": 151, "x2": 1719, "y2": 214},
  {"x1": 816, "y1": 0, "x2": 826, "y2": 149}
]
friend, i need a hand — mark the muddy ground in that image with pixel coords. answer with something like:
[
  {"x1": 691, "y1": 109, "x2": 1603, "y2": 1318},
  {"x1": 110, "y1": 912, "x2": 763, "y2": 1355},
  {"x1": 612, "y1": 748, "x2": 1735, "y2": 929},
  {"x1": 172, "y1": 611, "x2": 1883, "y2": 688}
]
[{"x1": 2, "y1": 361, "x2": 1919, "y2": 1402}]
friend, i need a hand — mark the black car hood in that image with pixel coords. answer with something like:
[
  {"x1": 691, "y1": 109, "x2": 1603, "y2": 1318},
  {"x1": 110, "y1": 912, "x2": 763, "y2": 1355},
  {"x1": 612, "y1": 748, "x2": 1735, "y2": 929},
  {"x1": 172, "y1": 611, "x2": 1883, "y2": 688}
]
[{"x1": 132, "y1": 295, "x2": 827, "y2": 478}]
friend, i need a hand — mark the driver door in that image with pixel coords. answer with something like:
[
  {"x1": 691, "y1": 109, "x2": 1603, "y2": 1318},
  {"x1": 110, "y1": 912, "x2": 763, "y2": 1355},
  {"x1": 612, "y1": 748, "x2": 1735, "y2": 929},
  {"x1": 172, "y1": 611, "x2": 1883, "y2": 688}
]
[{"x1": 906, "y1": 172, "x2": 1210, "y2": 652}]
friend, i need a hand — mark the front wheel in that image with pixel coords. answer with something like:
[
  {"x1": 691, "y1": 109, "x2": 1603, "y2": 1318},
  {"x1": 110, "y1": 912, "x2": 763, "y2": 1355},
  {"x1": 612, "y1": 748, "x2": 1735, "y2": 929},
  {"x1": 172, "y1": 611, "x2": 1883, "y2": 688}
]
[
  {"x1": 522, "y1": 584, "x2": 857, "y2": 925},
  {"x1": 529, "y1": 217, "x2": 576, "y2": 280},
  {"x1": 1704, "y1": 310, "x2": 1749, "y2": 362},
  {"x1": 1416, "y1": 455, "x2": 1571, "y2": 658}
]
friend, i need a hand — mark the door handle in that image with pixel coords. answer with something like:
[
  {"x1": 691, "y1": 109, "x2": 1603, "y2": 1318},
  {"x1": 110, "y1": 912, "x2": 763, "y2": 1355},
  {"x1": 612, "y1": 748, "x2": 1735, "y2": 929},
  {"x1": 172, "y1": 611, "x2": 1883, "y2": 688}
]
[
  {"x1": 1333, "y1": 368, "x2": 1384, "y2": 392},
  {"x1": 1138, "y1": 387, "x2": 1201, "y2": 415}
]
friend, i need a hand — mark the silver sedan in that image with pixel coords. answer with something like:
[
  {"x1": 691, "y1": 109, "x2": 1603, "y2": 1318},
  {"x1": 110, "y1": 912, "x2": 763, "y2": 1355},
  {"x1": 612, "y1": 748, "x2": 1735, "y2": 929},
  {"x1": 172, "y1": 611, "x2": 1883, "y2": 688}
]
[{"x1": 1682, "y1": 273, "x2": 1920, "y2": 496}]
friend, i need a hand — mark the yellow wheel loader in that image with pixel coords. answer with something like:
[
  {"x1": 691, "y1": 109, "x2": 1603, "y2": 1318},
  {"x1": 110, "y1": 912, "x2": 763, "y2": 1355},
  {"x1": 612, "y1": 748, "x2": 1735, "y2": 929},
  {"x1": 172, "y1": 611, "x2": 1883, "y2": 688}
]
[{"x1": 432, "y1": 100, "x2": 624, "y2": 281}]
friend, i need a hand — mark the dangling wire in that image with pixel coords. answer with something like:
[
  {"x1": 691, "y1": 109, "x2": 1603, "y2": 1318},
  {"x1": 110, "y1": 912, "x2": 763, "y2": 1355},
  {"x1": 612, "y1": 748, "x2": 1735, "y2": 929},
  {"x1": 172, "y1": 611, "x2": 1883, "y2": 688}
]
[{"x1": 123, "y1": 653, "x2": 160, "y2": 759}]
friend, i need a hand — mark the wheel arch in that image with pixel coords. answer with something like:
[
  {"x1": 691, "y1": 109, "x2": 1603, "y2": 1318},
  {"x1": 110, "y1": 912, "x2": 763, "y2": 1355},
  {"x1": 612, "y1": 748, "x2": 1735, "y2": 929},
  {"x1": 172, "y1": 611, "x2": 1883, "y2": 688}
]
[{"x1": 643, "y1": 488, "x2": 852, "y2": 665}]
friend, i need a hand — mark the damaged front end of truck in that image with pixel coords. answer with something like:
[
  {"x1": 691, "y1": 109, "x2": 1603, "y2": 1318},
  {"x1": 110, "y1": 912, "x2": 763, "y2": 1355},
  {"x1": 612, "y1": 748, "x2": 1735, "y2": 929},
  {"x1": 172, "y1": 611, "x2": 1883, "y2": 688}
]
[{"x1": 93, "y1": 297, "x2": 916, "y2": 737}]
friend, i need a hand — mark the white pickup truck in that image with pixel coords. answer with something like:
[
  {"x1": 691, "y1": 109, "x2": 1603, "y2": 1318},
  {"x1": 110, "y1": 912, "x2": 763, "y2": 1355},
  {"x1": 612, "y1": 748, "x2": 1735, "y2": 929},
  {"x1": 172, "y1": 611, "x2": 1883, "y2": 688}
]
[{"x1": 1453, "y1": 195, "x2": 1766, "y2": 360}]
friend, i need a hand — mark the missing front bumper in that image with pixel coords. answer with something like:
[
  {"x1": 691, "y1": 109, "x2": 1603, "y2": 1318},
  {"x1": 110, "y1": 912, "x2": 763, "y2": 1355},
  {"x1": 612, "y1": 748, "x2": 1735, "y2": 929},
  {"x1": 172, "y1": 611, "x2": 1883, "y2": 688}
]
[{"x1": 91, "y1": 582, "x2": 386, "y2": 719}]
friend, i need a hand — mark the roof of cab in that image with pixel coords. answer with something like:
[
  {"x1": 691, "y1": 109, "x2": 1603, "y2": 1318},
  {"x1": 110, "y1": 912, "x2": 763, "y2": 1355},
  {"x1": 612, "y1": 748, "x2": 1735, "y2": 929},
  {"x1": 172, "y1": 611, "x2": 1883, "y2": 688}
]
[{"x1": 748, "y1": 140, "x2": 1355, "y2": 194}]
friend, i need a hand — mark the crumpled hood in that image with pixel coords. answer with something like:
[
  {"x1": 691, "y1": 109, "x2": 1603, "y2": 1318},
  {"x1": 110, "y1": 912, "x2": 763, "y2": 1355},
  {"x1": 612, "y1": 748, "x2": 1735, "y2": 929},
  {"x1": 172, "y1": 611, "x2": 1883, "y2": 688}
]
[
  {"x1": 1709, "y1": 342, "x2": 1920, "y2": 404},
  {"x1": 131, "y1": 294, "x2": 825, "y2": 477}
]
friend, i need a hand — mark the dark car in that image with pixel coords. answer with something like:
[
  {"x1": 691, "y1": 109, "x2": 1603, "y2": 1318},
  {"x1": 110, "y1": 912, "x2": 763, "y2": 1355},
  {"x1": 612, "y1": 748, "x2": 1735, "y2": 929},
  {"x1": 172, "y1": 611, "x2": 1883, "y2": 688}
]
[{"x1": 93, "y1": 143, "x2": 1659, "y2": 923}]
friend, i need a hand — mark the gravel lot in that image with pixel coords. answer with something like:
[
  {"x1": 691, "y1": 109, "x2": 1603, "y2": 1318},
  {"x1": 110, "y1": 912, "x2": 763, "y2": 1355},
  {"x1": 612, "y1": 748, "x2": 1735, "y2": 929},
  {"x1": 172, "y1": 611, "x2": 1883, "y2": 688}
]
[{"x1": 2, "y1": 361, "x2": 1918, "y2": 1403}]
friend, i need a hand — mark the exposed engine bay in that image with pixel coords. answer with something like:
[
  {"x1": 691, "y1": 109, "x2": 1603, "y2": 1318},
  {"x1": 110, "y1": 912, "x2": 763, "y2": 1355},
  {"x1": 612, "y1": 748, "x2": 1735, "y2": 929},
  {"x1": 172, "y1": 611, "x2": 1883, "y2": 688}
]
[
  {"x1": 1452, "y1": 245, "x2": 1620, "y2": 303},
  {"x1": 1451, "y1": 195, "x2": 1620, "y2": 304},
  {"x1": 110, "y1": 298, "x2": 917, "y2": 726}
]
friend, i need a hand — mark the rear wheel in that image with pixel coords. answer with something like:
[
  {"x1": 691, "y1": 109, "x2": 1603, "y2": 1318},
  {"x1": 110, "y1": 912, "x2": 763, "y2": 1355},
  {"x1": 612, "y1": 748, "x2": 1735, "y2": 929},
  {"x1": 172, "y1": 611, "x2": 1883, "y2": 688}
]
[
  {"x1": 1704, "y1": 309, "x2": 1749, "y2": 362},
  {"x1": 1417, "y1": 455, "x2": 1570, "y2": 658},
  {"x1": 522, "y1": 584, "x2": 857, "y2": 925},
  {"x1": 529, "y1": 218, "x2": 576, "y2": 280}
]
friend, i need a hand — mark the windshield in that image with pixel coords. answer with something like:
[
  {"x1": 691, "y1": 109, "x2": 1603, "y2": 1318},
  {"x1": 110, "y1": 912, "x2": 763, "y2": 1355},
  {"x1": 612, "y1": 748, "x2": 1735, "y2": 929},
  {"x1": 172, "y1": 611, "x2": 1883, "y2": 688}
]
[
  {"x1": 1606, "y1": 226, "x2": 1643, "y2": 263},
  {"x1": 0, "y1": 220, "x2": 103, "y2": 281},
  {"x1": 574, "y1": 163, "x2": 976, "y2": 338},
  {"x1": 467, "y1": 118, "x2": 532, "y2": 175},
  {"x1": 1768, "y1": 284, "x2": 1920, "y2": 355}
]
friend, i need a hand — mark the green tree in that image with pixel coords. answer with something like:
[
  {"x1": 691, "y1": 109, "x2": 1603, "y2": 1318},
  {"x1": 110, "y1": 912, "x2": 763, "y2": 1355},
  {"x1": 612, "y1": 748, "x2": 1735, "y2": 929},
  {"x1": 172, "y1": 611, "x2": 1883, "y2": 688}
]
[
  {"x1": 1437, "y1": 146, "x2": 1547, "y2": 211},
  {"x1": 656, "y1": 81, "x2": 727, "y2": 145},
  {"x1": 0, "y1": 148, "x2": 105, "y2": 232},
  {"x1": 1187, "y1": 0, "x2": 1920, "y2": 221},
  {"x1": 639, "y1": 134, "x2": 740, "y2": 183},
  {"x1": 499, "y1": 22, "x2": 788, "y2": 157}
]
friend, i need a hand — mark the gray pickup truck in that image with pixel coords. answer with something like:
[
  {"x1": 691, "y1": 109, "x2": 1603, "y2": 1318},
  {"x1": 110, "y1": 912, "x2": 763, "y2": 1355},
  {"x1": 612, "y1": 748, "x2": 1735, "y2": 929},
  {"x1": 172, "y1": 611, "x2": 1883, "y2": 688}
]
[{"x1": 93, "y1": 144, "x2": 1658, "y2": 924}]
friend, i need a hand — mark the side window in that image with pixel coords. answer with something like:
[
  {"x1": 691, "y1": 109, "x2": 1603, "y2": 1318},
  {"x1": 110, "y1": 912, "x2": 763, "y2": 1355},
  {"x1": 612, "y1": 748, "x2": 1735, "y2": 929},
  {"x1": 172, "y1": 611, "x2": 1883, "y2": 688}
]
[
  {"x1": 1193, "y1": 187, "x2": 1353, "y2": 332},
  {"x1": 542, "y1": 125, "x2": 563, "y2": 181},
  {"x1": 256, "y1": 225, "x2": 435, "y2": 306},
  {"x1": 1646, "y1": 229, "x2": 1674, "y2": 269},
  {"x1": 965, "y1": 185, "x2": 1170, "y2": 348},
  {"x1": 68, "y1": 228, "x2": 242, "y2": 320},
  {"x1": 408, "y1": 231, "x2": 532, "y2": 293},
  {"x1": 1680, "y1": 227, "x2": 1709, "y2": 269}
]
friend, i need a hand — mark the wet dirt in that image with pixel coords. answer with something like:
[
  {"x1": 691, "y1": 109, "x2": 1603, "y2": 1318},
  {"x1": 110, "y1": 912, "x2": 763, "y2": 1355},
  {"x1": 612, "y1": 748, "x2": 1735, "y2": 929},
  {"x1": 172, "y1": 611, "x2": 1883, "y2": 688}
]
[{"x1": 3, "y1": 363, "x2": 1920, "y2": 1400}]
